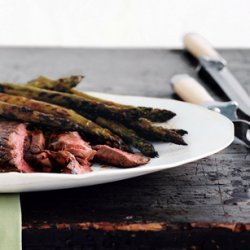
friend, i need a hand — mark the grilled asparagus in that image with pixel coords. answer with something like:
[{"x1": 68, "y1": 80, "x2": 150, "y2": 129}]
[
  {"x1": 0, "y1": 84, "x2": 187, "y2": 146},
  {"x1": 27, "y1": 77, "x2": 135, "y2": 109},
  {"x1": 26, "y1": 78, "x2": 176, "y2": 122},
  {"x1": 27, "y1": 75, "x2": 84, "y2": 92},
  {"x1": 0, "y1": 93, "x2": 128, "y2": 150},
  {"x1": 96, "y1": 116, "x2": 158, "y2": 157},
  {"x1": 0, "y1": 83, "x2": 175, "y2": 123},
  {"x1": 0, "y1": 101, "x2": 80, "y2": 131},
  {"x1": 28, "y1": 78, "x2": 134, "y2": 109},
  {"x1": 130, "y1": 118, "x2": 187, "y2": 145}
]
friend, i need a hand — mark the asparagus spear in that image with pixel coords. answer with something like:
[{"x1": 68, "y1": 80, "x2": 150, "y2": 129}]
[
  {"x1": 27, "y1": 78, "x2": 134, "y2": 108},
  {"x1": 0, "y1": 84, "x2": 186, "y2": 146},
  {"x1": 0, "y1": 83, "x2": 175, "y2": 123},
  {"x1": 66, "y1": 89, "x2": 177, "y2": 122},
  {"x1": 26, "y1": 79, "x2": 176, "y2": 122},
  {"x1": 28, "y1": 80, "x2": 188, "y2": 140},
  {"x1": 69, "y1": 89, "x2": 133, "y2": 108},
  {"x1": 129, "y1": 118, "x2": 187, "y2": 145},
  {"x1": 27, "y1": 75, "x2": 84, "y2": 92},
  {"x1": 0, "y1": 93, "x2": 128, "y2": 150},
  {"x1": 96, "y1": 116, "x2": 158, "y2": 158},
  {"x1": 0, "y1": 101, "x2": 81, "y2": 131}
]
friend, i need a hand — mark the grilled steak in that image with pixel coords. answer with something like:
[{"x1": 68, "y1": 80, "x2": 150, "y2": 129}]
[
  {"x1": 29, "y1": 129, "x2": 46, "y2": 154},
  {"x1": 25, "y1": 150, "x2": 54, "y2": 173},
  {"x1": 48, "y1": 151, "x2": 92, "y2": 174},
  {"x1": 0, "y1": 120, "x2": 150, "y2": 173},
  {"x1": 24, "y1": 129, "x2": 54, "y2": 172},
  {"x1": 49, "y1": 131, "x2": 96, "y2": 160},
  {"x1": 94, "y1": 145, "x2": 150, "y2": 168},
  {"x1": 33, "y1": 151, "x2": 54, "y2": 173},
  {"x1": 48, "y1": 131, "x2": 94, "y2": 174},
  {"x1": 0, "y1": 120, "x2": 33, "y2": 172}
]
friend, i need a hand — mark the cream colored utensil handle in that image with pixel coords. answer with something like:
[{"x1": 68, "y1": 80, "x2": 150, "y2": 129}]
[
  {"x1": 183, "y1": 33, "x2": 221, "y2": 60},
  {"x1": 171, "y1": 74, "x2": 214, "y2": 105}
]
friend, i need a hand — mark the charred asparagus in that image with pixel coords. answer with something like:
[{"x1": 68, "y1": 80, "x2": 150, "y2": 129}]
[
  {"x1": 28, "y1": 79, "x2": 188, "y2": 144},
  {"x1": 0, "y1": 93, "x2": 128, "y2": 150},
  {"x1": 130, "y1": 118, "x2": 187, "y2": 145},
  {"x1": 27, "y1": 77, "x2": 134, "y2": 108},
  {"x1": 26, "y1": 78, "x2": 176, "y2": 122},
  {"x1": 0, "y1": 101, "x2": 80, "y2": 131},
  {"x1": 96, "y1": 116, "x2": 158, "y2": 157},
  {"x1": 0, "y1": 83, "x2": 175, "y2": 123},
  {"x1": 27, "y1": 75, "x2": 84, "y2": 92}
]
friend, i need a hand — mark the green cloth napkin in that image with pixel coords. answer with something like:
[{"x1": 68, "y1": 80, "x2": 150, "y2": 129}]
[{"x1": 0, "y1": 194, "x2": 21, "y2": 250}]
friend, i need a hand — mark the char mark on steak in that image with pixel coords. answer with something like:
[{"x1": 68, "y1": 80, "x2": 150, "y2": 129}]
[
  {"x1": 93, "y1": 145, "x2": 150, "y2": 168},
  {"x1": 0, "y1": 120, "x2": 33, "y2": 172}
]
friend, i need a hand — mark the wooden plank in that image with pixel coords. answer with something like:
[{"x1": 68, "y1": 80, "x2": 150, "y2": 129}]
[{"x1": 22, "y1": 225, "x2": 250, "y2": 250}]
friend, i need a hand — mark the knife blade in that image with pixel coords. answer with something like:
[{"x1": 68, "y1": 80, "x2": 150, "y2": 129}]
[
  {"x1": 183, "y1": 33, "x2": 250, "y2": 118},
  {"x1": 170, "y1": 74, "x2": 250, "y2": 146}
]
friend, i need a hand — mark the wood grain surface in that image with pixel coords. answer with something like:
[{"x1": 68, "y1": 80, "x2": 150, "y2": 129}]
[{"x1": 0, "y1": 48, "x2": 249, "y2": 249}]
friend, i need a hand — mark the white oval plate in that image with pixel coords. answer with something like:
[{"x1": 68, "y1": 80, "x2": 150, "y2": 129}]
[{"x1": 0, "y1": 92, "x2": 234, "y2": 193}]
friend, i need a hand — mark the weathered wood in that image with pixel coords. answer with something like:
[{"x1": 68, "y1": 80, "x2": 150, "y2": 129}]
[
  {"x1": 22, "y1": 224, "x2": 250, "y2": 250},
  {"x1": 0, "y1": 48, "x2": 249, "y2": 249}
]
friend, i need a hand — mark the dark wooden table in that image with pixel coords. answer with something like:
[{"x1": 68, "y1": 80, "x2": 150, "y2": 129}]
[{"x1": 1, "y1": 48, "x2": 250, "y2": 250}]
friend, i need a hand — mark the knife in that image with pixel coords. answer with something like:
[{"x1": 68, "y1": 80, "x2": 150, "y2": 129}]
[
  {"x1": 171, "y1": 74, "x2": 250, "y2": 146},
  {"x1": 183, "y1": 33, "x2": 250, "y2": 118}
]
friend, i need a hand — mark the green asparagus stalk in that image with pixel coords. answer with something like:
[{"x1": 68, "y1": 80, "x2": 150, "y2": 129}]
[
  {"x1": 30, "y1": 80, "x2": 187, "y2": 140},
  {"x1": 0, "y1": 93, "x2": 128, "y2": 150},
  {"x1": 0, "y1": 84, "x2": 186, "y2": 146},
  {"x1": 0, "y1": 101, "x2": 81, "y2": 131},
  {"x1": 72, "y1": 88, "x2": 176, "y2": 122},
  {"x1": 0, "y1": 83, "x2": 175, "y2": 123},
  {"x1": 96, "y1": 116, "x2": 158, "y2": 157},
  {"x1": 27, "y1": 75, "x2": 84, "y2": 92},
  {"x1": 26, "y1": 78, "x2": 176, "y2": 122},
  {"x1": 68, "y1": 88, "x2": 177, "y2": 122},
  {"x1": 129, "y1": 118, "x2": 187, "y2": 145},
  {"x1": 69, "y1": 89, "x2": 133, "y2": 108},
  {"x1": 27, "y1": 78, "x2": 134, "y2": 109}
]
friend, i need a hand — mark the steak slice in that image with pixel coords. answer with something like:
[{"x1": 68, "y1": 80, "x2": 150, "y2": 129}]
[
  {"x1": 93, "y1": 145, "x2": 150, "y2": 168},
  {"x1": 34, "y1": 151, "x2": 54, "y2": 173},
  {"x1": 48, "y1": 151, "x2": 92, "y2": 174},
  {"x1": 46, "y1": 131, "x2": 95, "y2": 174},
  {"x1": 25, "y1": 150, "x2": 54, "y2": 173},
  {"x1": 24, "y1": 129, "x2": 54, "y2": 172},
  {"x1": 0, "y1": 120, "x2": 33, "y2": 172},
  {"x1": 49, "y1": 131, "x2": 96, "y2": 160},
  {"x1": 29, "y1": 129, "x2": 46, "y2": 154}
]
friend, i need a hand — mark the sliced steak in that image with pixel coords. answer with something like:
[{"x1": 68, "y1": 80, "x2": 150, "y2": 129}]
[
  {"x1": 29, "y1": 129, "x2": 45, "y2": 154},
  {"x1": 93, "y1": 145, "x2": 150, "y2": 168},
  {"x1": 48, "y1": 151, "x2": 92, "y2": 174},
  {"x1": 49, "y1": 131, "x2": 96, "y2": 160},
  {"x1": 0, "y1": 120, "x2": 33, "y2": 172},
  {"x1": 25, "y1": 150, "x2": 54, "y2": 173},
  {"x1": 24, "y1": 129, "x2": 53, "y2": 172},
  {"x1": 34, "y1": 151, "x2": 54, "y2": 173}
]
